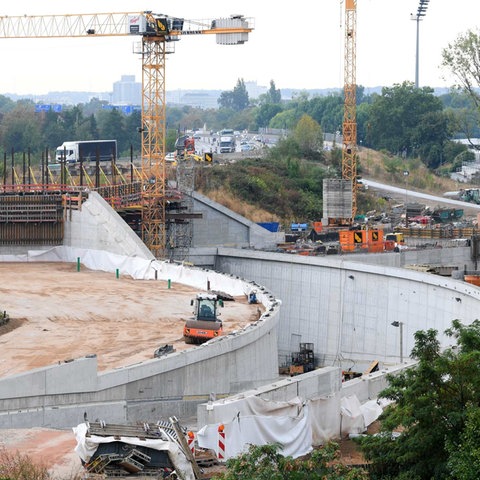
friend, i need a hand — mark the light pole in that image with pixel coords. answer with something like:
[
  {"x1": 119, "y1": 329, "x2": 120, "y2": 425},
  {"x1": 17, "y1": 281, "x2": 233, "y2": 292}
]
[
  {"x1": 391, "y1": 321, "x2": 404, "y2": 364},
  {"x1": 411, "y1": 0, "x2": 430, "y2": 88}
]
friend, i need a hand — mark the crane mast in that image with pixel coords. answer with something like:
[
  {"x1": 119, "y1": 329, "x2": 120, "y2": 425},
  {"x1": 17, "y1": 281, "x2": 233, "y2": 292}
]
[
  {"x1": 0, "y1": 12, "x2": 253, "y2": 257},
  {"x1": 342, "y1": 0, "x2": 357, "y2": 221}
]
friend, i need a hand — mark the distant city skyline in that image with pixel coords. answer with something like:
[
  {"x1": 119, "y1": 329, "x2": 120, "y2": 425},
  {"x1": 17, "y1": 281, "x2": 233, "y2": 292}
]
[{"x1": 0, "y1": 1, "x2": 478, "y2": 96}]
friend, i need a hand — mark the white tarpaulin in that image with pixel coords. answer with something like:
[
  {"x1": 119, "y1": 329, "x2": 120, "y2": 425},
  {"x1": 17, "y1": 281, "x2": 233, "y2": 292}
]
[
  {"x1": 308, "y1": 394, "x2": 341, "y2": 445},
  {"x1": 0, "y1": 247, "x2": 256, "y2": 298},
  {"x1": 73, "y1": 423, "x2": 194, "y2": 480},
  {"x1": 197, "y1": 403, "x2": 312, "y2": 460},
  {"x1": 341, "y1": 395, "x2": 383, "y2": 435},
  {"x1": 341, "y1": 395, "x2": 365, "y2": 435}
]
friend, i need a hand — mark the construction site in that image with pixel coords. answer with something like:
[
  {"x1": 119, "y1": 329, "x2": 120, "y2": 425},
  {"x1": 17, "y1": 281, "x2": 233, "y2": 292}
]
[{"x1": 2, "y1": 3, "x2": 480, "y2": 479}]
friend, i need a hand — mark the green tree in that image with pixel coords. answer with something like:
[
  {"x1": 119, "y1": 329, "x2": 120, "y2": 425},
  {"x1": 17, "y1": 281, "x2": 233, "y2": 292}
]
[
  {"x1": 358, "y1": 319, "x2": 480, "y2": 480},
  {"x1": 366, "y1": 82, "x2": 449, "y2": 165},
  {"x1": 218, "y1": 78, "x2": 249, "y2": 112},
  {"x1": 264, "y1": 79, "x2": 282, "y2": 104},
  {"x1": 212, "y1": 442, "x2": 367, "y2": 480},
  {"x1": 292, "y1": 114, "x2": 323, "y2": 159},
  {"x1": 255, "y1": 103, "x2": 283, "y2": 129},
  {"x1": 1, "y1": 101, "x2": 42, "y2": 154},
  {"x1": 447, "y1": 407, "x2": 480, "y2": 480},
  {"x1": 97, "y1": 108, "x2": 126, "y2": 151},
  {"x1": 442, "y1": 29, "x2": 480, "y2": 111}
]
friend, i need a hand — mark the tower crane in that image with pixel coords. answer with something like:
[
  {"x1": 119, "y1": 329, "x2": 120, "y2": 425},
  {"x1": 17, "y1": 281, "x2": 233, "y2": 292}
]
[
  {"x1": 0, "y1": 11, "x2": 253, "y2": 257},
  {"x1": 342, "y1": 0, "x2": 358, "y2": 222}
]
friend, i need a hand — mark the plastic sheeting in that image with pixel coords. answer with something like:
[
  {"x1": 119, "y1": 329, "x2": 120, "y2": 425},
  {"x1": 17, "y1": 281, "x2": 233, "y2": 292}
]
[
  {"x1": 340, "y1": 395, "x2": 383, "y2": 436},
  {"x1": 73, "y1": 423, "x2": 195, "y2": 480},
  {"x1": 308, "y1": 394, "x2": 342, "y2": 445},
  {"x1": 197, "y1": 393, "x2": 382, "y2": 459},
  {"x1": 0, "y1": 246, "x2": 260, "y2": 299},
  {"x1": 197, "y1": 403, "x2": 312, "y2": 460}
]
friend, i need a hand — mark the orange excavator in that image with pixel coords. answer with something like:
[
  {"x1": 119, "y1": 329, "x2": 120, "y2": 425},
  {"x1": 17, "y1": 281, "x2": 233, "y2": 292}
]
[{"x1": 183, "y1": 293, "x2": 223, "y2": 344}]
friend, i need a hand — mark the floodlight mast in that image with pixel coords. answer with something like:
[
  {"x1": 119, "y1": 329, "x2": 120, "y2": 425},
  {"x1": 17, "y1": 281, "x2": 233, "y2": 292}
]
[{"x1": 412, "y1": 0, "x2": 430, "y2": 88}]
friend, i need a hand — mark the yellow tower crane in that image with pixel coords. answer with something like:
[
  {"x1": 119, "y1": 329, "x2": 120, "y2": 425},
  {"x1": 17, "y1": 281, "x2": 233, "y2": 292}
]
[
  {"x1": 342, "y1": 0, "x2": 358, "y2": 222},
  {"x1": 0, "y1": 11, "x2": 253, "y2": 257}
]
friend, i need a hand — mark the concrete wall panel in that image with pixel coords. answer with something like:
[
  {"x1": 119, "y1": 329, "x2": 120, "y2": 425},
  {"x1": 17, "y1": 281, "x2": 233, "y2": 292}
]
[{"x1": 216, "y1": 248, "x2": 480, "y2": 372}]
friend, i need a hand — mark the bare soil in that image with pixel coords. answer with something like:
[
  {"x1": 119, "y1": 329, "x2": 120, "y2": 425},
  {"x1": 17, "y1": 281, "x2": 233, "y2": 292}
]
[{"x1": 0, "y1": 261, "x2": 261, "y2": 478}]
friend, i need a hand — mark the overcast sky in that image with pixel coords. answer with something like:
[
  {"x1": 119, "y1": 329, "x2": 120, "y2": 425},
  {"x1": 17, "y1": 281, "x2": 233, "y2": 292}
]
[{"x1": 0, "y1": 0, "x2": 478, "y2": 96}]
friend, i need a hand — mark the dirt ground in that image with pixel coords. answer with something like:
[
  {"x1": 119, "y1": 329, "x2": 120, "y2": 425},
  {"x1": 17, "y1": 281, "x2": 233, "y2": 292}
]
[{"x1": 0, "y1": 261, "x2": 261, "y2": 478}]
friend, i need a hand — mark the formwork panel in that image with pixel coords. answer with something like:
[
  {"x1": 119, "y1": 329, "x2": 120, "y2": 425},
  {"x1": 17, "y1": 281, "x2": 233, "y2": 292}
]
[{"x1": 0, "y1": 194, "x2": 64, "y2": 245}]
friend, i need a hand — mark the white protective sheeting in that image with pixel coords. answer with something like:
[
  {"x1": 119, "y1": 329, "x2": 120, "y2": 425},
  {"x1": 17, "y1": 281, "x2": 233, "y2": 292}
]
[
  {"x1": 308, "y1": 394, "x2": 342, "y2": 445},
  {"x1": 341, "y1": 395, "x2": 383, "y2": 436},
  {"x1": 197, "y1": 404, "x2": 312, "y2": 460},
  {"x1": 341, "y1": 395, "x2": 365, "y2": 435},
  {"x1": 360, "y1": 399, "x2": 383, "y2": 427},
  {"x1": 73, "y1": 423, "x2": 194, "y2": 480},
  {"x1": 0, "y1": 247, "x2": 255, "y2": 298}
]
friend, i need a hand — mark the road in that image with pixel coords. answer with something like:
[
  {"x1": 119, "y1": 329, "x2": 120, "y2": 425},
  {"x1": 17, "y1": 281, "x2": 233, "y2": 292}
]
[{"x1": 363, "y1": 179, "x2": 480, "y2": 217}]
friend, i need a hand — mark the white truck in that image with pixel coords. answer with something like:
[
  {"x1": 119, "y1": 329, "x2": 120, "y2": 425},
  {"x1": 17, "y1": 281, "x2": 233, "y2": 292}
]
[
  {"x1": 55, "y1": 140, "x2": 117, "y2": 164},
  {"x1": 219, "y1": 135, "x2": 236, "y2": 153}
]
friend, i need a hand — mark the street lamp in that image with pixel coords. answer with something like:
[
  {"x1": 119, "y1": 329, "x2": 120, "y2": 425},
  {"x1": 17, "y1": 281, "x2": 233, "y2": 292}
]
[
  {"x1": 411, "y1": 0, "x2": 430, "y2": 88},
  {"x1": 391, "y1": 321, "x2": 404, "y2": 364}
]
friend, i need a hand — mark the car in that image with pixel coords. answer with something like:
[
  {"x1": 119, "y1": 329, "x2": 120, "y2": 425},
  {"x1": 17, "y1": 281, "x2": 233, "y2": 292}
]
[
  {"x1": 193, "y1": 134, "x2": 201, "y2": 140},
  {"x1": 241, "y1": 143, "x2": 255, "y2": 152},
  {"x1": 165, "y1": 152, "x2": 176, "y2": 162}
]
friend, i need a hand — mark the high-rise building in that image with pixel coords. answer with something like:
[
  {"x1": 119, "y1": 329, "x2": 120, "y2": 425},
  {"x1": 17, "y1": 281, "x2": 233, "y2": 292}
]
[{"x1": 112, "y1": 75, "x2": 141, "y2": 105}]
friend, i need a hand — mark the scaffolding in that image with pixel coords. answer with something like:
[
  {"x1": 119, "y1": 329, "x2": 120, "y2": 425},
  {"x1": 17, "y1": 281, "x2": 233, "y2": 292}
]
[{"x1": 167, "y1": 156, "x2": 196, "y2": 262}]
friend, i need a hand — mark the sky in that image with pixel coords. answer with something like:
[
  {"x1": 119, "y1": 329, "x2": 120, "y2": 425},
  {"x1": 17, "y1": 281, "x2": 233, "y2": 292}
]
[{"x1": 0, "y1": 0, "x2": 479, "y2": 96}]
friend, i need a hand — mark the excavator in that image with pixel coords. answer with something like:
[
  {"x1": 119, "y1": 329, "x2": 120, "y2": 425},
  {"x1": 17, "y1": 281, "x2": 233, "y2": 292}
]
[{"x1": 183, "y1": 293, "x2": 223, "y2": 344}]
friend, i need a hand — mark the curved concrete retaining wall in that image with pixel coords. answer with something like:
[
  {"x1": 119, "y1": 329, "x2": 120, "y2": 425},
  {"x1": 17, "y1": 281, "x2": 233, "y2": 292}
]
[
  {"x1": 215, "y1": 248, "x2": 480, "y2": 371},
  {"x1": 0, "y1": 249, "x2": 281, "y2": 429}
]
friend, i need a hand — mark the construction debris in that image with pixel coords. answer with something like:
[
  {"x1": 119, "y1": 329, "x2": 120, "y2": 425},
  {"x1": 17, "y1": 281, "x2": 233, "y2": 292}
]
[
  {"x1": 73, "y1": 418, "x2": 198, "y2": 479},
  {"x1": 154, "y1": 344, "x2": 175, "y2": 358}
]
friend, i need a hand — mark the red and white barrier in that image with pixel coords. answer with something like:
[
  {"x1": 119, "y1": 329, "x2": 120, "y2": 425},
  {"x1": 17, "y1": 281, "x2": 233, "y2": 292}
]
[
  {"x1": 187, "y1": 431, "x2": 195, "y2": 456},
  {"x1": 217, "y1": 424, "x2": 225, "y2": 461}
]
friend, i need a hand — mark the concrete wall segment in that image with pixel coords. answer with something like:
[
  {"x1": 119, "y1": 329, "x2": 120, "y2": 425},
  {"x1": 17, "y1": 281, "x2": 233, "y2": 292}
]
[
  {"x1": 0, "y1": 247, "x2": 281, "y2": 428},
  {"x1": 215, "y1": 248, "x2": 480, "y2": 371},
  {"x1": 63, "y1": 192, "x2": 153, "y2": 260}
]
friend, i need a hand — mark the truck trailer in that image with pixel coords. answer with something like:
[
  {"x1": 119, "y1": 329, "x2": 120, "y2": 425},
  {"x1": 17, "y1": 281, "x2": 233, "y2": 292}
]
[{"x1": 55, "y1": 140, "x2": 117, "y2": 163}]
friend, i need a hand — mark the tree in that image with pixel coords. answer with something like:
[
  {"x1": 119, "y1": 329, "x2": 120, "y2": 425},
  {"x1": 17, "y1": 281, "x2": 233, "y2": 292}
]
[
  {"x1": 292, "y1": 114, "x2": 323, "y2": 159},
  {"x1": 255, "y1": 103, "x2": 283, "y2": 129},
  {"x1": 366, "y1": 82, "x2": 448, "y2": 165},
  {"x1": 97, "y1": 108, "x2": 126, "y2": 151},
  {"x1": 212, "y1": 442, "x2": 368, "y2": 480},
  {"x1": 358, "y1": 320, "x2": 480, "y2": 480},
  {"x1": 218, "y1": 78, "x2": 249, "y2": 111},
  {"x1": 265, "y1": 79, "x2": 282, "y2": 104},
  {"x1": 1, "y1": 101, "x2": 43, "y2": 154},
  {"x1": 442, "y1": 29, "x2": 480, "y2": 111}
]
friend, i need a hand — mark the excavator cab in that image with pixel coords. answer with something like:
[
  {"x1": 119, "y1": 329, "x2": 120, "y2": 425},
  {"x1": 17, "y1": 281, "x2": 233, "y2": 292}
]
[{"x1": 183, "y1": 293, "x2": 223, "y2": 344}]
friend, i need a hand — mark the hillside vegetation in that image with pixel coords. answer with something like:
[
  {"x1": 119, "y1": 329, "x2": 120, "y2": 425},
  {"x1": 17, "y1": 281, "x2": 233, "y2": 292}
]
[{"x1": 195, "y1": 145, "x2": 475, "y2": 228}]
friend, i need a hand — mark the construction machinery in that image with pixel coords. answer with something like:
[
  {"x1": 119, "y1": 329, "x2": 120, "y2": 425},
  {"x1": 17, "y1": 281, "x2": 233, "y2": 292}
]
[
  {"x1": 0, "y1": 12, "x2": 253, "y2": 258},
  {"x1": 323, "y1": 0, "x2": 357, "y2": 228},
  {"x1": 444, "y1": 188, "x2": 480, "y2": 205},
  {"x1": 183, "y1": 293, "x2": 223, "y2": 344}
]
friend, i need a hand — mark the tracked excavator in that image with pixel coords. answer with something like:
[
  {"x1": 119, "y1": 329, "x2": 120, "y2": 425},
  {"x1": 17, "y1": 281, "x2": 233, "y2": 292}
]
[{"x1": 183, "y1": 293, "x2": 223, "y2": 344}]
